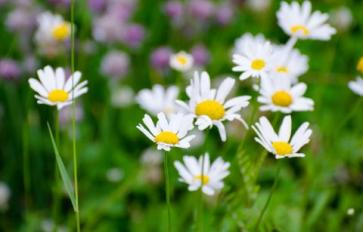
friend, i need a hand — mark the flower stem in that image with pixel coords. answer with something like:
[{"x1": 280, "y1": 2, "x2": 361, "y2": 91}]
[
  {"x1": 71, "y1": 0, "x2": 81, "y2": 231},
  {"x1": 163, "y1": 153, "x2": 172, "y2": 232},
  {"x1": 51, "y1": 112, "x2": 61, "y2": 232},
  {"x1": 255, "y1": 162, "x2": 282, "y2": 230}
]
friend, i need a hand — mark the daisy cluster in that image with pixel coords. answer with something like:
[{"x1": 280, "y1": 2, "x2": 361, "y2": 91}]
[{"x1": 136, "y1": 1, "x2": 336, "y2": 196}]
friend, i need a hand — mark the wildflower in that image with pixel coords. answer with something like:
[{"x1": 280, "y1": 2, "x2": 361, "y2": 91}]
[
  {"x1": 191, "y1": 44, "x2": 210, "y2": 67},
  {"x1": 106, "y1": 168, "x2": 124, "y2": 182},
  {"x1": 258, "y1": 76, "x2": 314, "y2": 113},
  {"x1": 137, "y1": 112, "x2": 195, "y2": 151},
  {"x1": 177, "y1": 71, "x2": 250, "y2": 141},
  {"x1": 111, "y1": 86, "x2": 135, "y2": 108},
  {"x1": 35, "y1": 12, "x2": 71, "y2": 44},
  {"x1": 348, "y1": 76, "x2": 363, "y2": 96},
  {"x1": 357, "y1": 57, "x2": 363, "y2": 73},
  {"x1": 253, "y1": 115, "x2": 312, "y2": 159},
  {"x1": 0, "y1": 59, "x2": 21, "y2": 81},
  {"x1": 330, "y1": 7, "x2": 353, "y2": 32},
  {"x1": 169, "y1": 51, "x2": 194, "y2": 72},
  {"x1": 232, "y1": 41, "x2": 273, "y2": 80},
  {"x1": 136, "y1": 85, "x2": 179, "y2": 116},
  {"x1": 121, "y1": 24, "x2": 145, "y2": 48},
  {"x1": 277, "y1": 1, "x2": 336, "y2": 40},
  {"x1": 28, "y1": 66, "x2": 88, "y2": 110},
  {"x1": 271, "y1": 46, "x2": 308, "y2": 82},
  {"x1": 0, "y1": 182, "x2": 10, "y2": 211},
  {"x1": 174, "y1": 153, "x2": 230, "y2": 196},
  {"x1": 150, "y1": 47, "x2": 172, "y2": 71},
  {"x1": 101, "y1": 51, "x2": 129, "y2": 80},
  {"x1": 233, "y1": 33, "x2": 267, "y2": 56}
]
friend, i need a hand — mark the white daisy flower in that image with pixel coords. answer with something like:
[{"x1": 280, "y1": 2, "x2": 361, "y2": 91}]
[
  {"x1": 233, "y1": 33, "x2": 267, "y2": 56},
  {"x1": 348, "y1": 76, "x2": 363, "y2": 96},
  {"x1": 136, "y1": 85, "x2": 179, "y2": 116},
  {"x1": 137, "y1": 112, "x2": 195, "y2": 151},
  {"x1": 169, "y1": 51, "x2": 194, "y2": 72},
  {"x1": 232, "y1": 41, "x2": 273, "y2": 80},
  {"x1": 277, "y1": 1, "x2": 336, "y2": 40},
  {"x1": 258, "y1": 75, "x2": 314, "y2": 113},
  {"x1": 177, "y1": 71, "x2": 251, "y2": 141},
  {"x1": 35, "y1": 11, "x2": 72, "y2": 44},
  {"x1": 252, "y1": 115, "x2": 312, "y2": 159},
  {"x1": 28, "y1": 66, "x2": 88, "y2": 110},
  {"x1": 271, "y1": 46, "x2": 308, "y2": 82},
  {"x1": 174, "y1": 153, "x2": 230, "y2": 196}
]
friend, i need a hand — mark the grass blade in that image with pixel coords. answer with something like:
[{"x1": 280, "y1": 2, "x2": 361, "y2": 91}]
[{"x1": 47, "y1": 122, "x2": 77, "y2": 212}]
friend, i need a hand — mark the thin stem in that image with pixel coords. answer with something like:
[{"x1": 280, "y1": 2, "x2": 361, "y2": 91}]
[
  {"x1": 255, "y1": 163, "x2": 282, "y2": 230},
  {"x1": 163, "y1": 153, "x2": 171, "y2": 232},
  {"x1": 22, "y1": 114, "x2": 30, "y2": 216},
  {"x1": 70, "y1": 0, "x2": 81, "y2": 231},
  {"x1": 337, "y1": 97, "x2": 363, "y2": 132},
  {"x1": 52, "y1": 112, "x2": 61, "y2": 232}
]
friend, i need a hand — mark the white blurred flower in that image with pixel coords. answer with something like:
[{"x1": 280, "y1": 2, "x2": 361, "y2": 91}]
[
  {"x1": 348, "y1": 76, "x2": 363, "y2": 96},
  {"x1": 233, "y1": 33, "x2": 267, "y2": 56},
  {"x1": 0, "y1": 182, "x2": 10, "y2": 211},
  {"x1": 111, "y1": 86, "x2": 135, "y2": 108},
  {"x1": 246, "y1": 0, "x2": 271, "y2": 12},
  {"x1": 253, "y1": 115, "x2": 312, "y2": 159},
  {"x1": 174, "y1": 153, "x2": 230, "y2": 196},
  {"x1": 106, "y1": 168, "x2": 124, "y2": 182},
  {"x1": 41, "y1": 219, "x2": 68, "y2": 232},
  {"x1": 277, "y1": 1, "x2": 336, "y2": 40},
  {"x1": 136, "y1": 85, "x2": 179, "y2": 116},
  {"x1": 177, "y1": 71, "x2": 250, "y2": 141},
  {"x1": 169, "y1": 51, "x2": 194, "y2": 72},
  {"x1": 140, "y1": 148, "x2": 163, "y2": 166},
  {"x1": 347, "y1": 208, "x2": 355, "y2": 216},
  {"x1": 330, "y1": 6, "x2": 353, "y2": 32},
  {"x1": 28, "y1": 66, "x2": 88, "y2": 110}
]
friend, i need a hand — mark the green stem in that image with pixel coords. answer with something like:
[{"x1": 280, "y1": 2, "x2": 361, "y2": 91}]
[
  {"x1": 255, "y1": 163, "x2": 282, "y2": 230},
  {"x1": 71, "y1": 0, "x2": 81, "y2": 231},
  {"x1": 52, "y1": 112, "x2": 61, "y2": 232},
  {"x1": 337, "y1": 97, "x2": 363, "y2": 132},
  {"x1": 163, "y1": 153, "x2": 172, "y2": 232},
  {"x1": 22, "y1": 114, "x2": 30, "y2": 216}
]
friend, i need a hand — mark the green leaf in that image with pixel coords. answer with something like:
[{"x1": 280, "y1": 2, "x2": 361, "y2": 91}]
[{"x1": 47, "y1": 122, "x2": 77, "y2": 212}]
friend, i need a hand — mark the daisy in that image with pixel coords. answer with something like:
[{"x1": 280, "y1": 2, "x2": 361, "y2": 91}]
[
  {"x1": 348, "y1": 76, "x2": 363, "y2": 96},
  {"x1": 137, "y1": 112, "x2": 195, "y2": 151},
  {"x1": 233, "y1": 33, "x2": 267, "y2": 56},
  {"x1": 174, "y1": 153, "x2": 230, "y2": 196},
  {"x1": 35, "y1": 11, "x2": 72, "y2": 44},
  {"x1": 258, "y1": 75, "x2": 314, "y2": 113},
  {"x1": 177, "y1": 71, "x2": 251, "y2": 141},
  {"x1": 357, "y1": 57, "x2": 363, "y2": 73},
  {"x1": 252, "y1": 115, "x2": 312, "y2": 159},
  {"x1": 136, "y1": 85, "x2": 179, "y2": 116},
  {"x1": 277, "y1": 1, "x2": 336, "y2": 40},
  {"x1": 270, "y1": 46, "x2": 308, "y2": 82},
  {"x1": 169, "y1": 51, "x2": 194, "y2": 72},
  {"x1": 28, "y1": 66, "x2": 88, "y2": 110},
  {"x1": 232, "y1": 41, "x2": 273, "y2": 80}
]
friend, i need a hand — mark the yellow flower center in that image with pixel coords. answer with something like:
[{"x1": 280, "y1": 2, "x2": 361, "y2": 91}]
[
  {"x1": 290, "y1": 25, "x2": 309, "y2": 36},
  {"x1": 272, "y1": 141, "x2": 293, "y2": 156},
  {"x1": 155, "y1": 131, "x2": 179, "y2": 145},
  {"x1": 271, "y1": 91, "x2": 293, "y2": 107},
  {"x1": 176, "y1": 55, "x2": 188, "y2": 65},
  {"x1": 195, "y1": 100, "x2": 225, "y2": 120},
  {"x1": 52, "y1": 23, "x2": 70, "y2": 41},
  {"x1": 276, "y1": 66, "x2": 288, "y2": 73},
  {"x1": 195, "y1": 175, "x2": 210, "y2": 185},
  {"x1": 48, "y1": 89, "x2": 69, "y2": 102},
  {"x1": 357, "y1": 57, "x2": 363, "y2": 73},
  {"x1": 251, "y1": 59, "x2": 266, "y2": 70}
]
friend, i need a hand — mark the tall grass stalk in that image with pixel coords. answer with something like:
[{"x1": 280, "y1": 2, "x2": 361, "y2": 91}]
[
  {"x1": 163, "y1": 152, "x2": 172, "y2": 232},
  {"x1": 254, "y1": 162, "x2": 282, "y2": 230},
  {"x1": 70, "y1": 0, "x2": 81, "y2": 231}
]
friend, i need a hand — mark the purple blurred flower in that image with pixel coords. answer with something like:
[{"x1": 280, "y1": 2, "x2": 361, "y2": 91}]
[
  {"x1": 59, "y1": 104, "x2": 84, "y2": 128},
  {"x1": 48, "y1": 0, "x2": 70, "y2": 7},
  {"x1": 188, "y1": 0, "x2": 215, "y2": 21},
  {"x1": 215, "y1": 4, "x2": 234, "y2": 25},
  {"x1": 0, "y1": 59, "x2": 21, "y2": 81},
  {"x1": 121, "y1": 24, "x2": 145, "y2": 48},
  {"x1": 93, "y1": 14, "x2": 125, "y2": 42},
  {"x1": 164, "y1": 1, "x2": 183, "y2": 22},
  {"x1": 107, "y1": 0, "x2": 136, "y2": 21},
  {"x1": 6, "y1": 8, "x2": 37, "y2": 32},
  {"x1": 150, "y1": 47, "x2": 172, "y2": 71},
  {"x1": 88, "y1": 0, "x2": 106, "y2": 13},
  {"x1": 101, "y1": 51, "x2": 130, "y2": 80},
  {"x1": 22, "y1": 56, "x2": 38, "y2": 73},
  {"x1": 191, "y1": 44, "x2": 209, "y2": 66}
]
